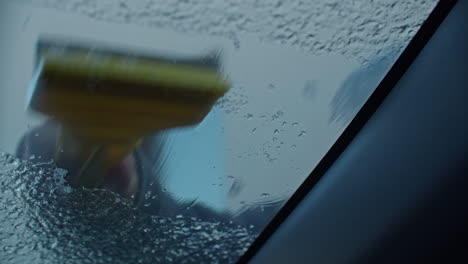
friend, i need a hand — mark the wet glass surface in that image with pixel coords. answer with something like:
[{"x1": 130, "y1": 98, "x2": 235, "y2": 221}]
[{"x1": 1, "y1": 0, "x2": 437, "y2": 263}]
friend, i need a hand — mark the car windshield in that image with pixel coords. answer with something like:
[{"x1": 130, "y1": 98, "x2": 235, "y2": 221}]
[{"x1": 0, "y1": 0, "x2": 438, "y2": 263}]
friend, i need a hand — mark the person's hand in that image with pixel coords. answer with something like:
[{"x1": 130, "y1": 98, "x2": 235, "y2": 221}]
[{"x1": 16, "y1": 120, "x2": 140, "y2": 200}]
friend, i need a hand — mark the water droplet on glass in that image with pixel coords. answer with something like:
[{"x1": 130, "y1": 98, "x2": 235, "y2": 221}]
[
  {"x1": 267, "y1": 83, "x2": 276, "y2": 91},
  {"x1": 227, "y1": 175, "x2": 235, "y2": 179},
  {"x1": 292, "y1": 122, "x2": 299, "y2": 127},
  {"x1": 273, "y1": 129, "x2": 280, "y2": 135},
  {"x1": 175, "y1": 214, "x2": 183, "y2": 219},
  {"x1": 303, "y1": 80, "x2": 318, "y2": 99},
  {"x1": 144, "y1": 191, "x2": 152, "y2": 199},
  {"x1": 271, "y1": 110, "x2": 284, "y2": 120},
  {"x1": 251, "y1": 128, "x2": 257, "y2": 134},
  {"x1": 34, "y1": 133, "x2": 39, "y2": 137},
  {"x1": 245, "y1": 113, "x2": 253, "y2": 120},
  {"x1": 260, "y1": 192, "x2": 270, "y2": 197},
  {"x1": 29, "y1": 155, "x2": 35, "y2": 160},
  {"x1": 233, "y1": 38, "x2": 240, "y2": 49},
  {"x1": 281, "y1": 121, "x2": 287, "y2": 127},
  {"x1": 298, "y1": 131, "x2": 307, "y2": 137}
]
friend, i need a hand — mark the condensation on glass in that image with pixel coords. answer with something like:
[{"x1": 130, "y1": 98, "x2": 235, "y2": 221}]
[{"x1": 0, "y1": 0, "x2": 438, "y2": 263}]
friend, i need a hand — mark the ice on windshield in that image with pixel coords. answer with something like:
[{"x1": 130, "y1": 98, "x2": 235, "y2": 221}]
[{"x1": 0, "y1": 153, "x2": 256, "y2": 263}]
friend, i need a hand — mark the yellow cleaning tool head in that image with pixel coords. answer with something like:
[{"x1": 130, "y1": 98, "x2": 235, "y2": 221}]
[{"x1": 28, "y1": 37, "x2": 230, "y2": 188}]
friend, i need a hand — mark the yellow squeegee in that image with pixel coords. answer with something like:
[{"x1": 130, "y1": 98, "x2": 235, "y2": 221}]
[{"x1": 28, "y1": 37, "x2": 229, "y2": 188}]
